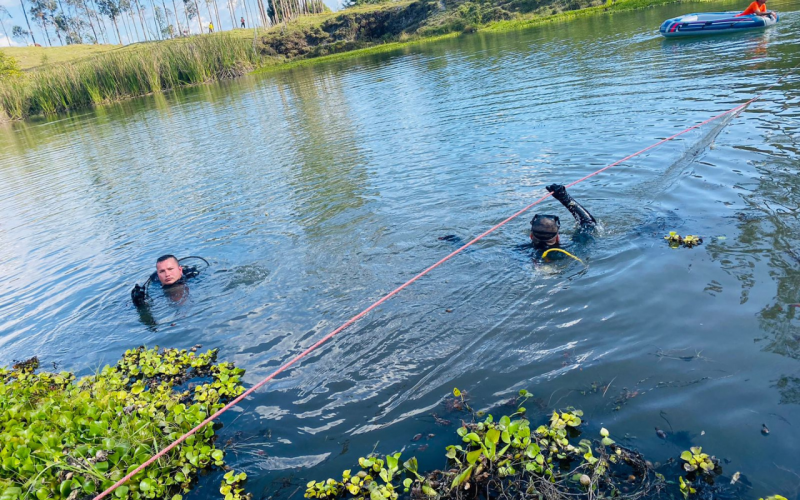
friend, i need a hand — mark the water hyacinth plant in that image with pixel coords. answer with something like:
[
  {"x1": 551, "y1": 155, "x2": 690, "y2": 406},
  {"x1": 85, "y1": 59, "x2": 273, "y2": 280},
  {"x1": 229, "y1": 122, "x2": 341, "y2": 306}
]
[
  {"x1": 302, "y1": 389, "x2": 790, "y2": 500},
  {"x1": 304, "y1": 397, "x2": 666, "y2": 500},
  {"x1": 0, "y1": 346, "x2": 245, "y2": 500}
]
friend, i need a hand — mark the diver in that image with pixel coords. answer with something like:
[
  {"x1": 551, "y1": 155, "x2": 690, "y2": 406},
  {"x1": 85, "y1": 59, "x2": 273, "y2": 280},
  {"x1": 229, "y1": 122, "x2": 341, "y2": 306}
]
[
  {"x1": 438, "y1": 184, "x2": 597, "y2": 263},
  {"x1": 529, "y1": 184, "x2": 597, "y2": 249},
  {"x1": 131, "y1": 254, "x2": 206, "y2": 307}
]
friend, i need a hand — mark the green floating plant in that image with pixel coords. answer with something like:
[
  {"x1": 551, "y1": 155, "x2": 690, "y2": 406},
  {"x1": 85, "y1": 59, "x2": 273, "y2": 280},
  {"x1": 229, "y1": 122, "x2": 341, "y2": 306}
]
[
  {"x1": 220, "y1": 470, "x2": 250, "y2": 500},
  {"x1": 303, "y1": 392, "x2": 666, "y2": 500},
  {"x1": 0, "y1": 346, "x2": 246, "y2": 500}
]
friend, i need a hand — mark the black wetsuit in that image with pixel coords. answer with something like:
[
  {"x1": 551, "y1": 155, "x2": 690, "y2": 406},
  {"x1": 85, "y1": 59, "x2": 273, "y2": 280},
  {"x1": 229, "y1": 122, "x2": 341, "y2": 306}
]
[
  {"x1": 548, "y1": 188, "x2": 597, "y2": 247},
  {"x1": 439, "y1": 188, "x2": 597, "y2": 265},
  {"x1": 132, "y1": 265, "x2": 202, "y2": 307},
  {"x1": 146, "y1": 265, "x2": 202, "y2": 287}
]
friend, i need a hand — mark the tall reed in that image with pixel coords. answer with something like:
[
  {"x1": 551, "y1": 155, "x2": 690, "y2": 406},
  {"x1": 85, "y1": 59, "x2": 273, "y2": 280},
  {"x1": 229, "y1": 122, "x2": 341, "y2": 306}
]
[{"x1": 0, "y1": 34, "x2": 260, "y2": 120}]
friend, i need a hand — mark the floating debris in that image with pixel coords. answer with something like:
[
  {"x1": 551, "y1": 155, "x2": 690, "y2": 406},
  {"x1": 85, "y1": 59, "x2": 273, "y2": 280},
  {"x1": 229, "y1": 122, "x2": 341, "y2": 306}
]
[
  {"x1": 664, "y1": 231, "x2": 703, "y2": 248},
  {"x1": 731, "y1": 471, "x2": 740, "y2": 485},
  {"x1": 12, "y1": 356, "x2": 39, "y2": 372}
]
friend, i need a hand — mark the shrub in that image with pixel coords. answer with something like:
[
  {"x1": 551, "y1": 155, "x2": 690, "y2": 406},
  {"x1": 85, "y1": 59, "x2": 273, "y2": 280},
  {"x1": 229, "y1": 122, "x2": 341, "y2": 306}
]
[{"x1": 0, "y1": 51, "x2": 22, "y2": 80}]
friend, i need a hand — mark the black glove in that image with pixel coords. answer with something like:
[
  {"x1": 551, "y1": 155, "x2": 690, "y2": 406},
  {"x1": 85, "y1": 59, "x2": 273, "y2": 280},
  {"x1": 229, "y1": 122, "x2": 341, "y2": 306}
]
[
  {"x1": 546, "y1": 184, "x2": 569, "y2": 202},
  {"x1": 131, "y1": 284, "x2": 147, "y2": 307}
]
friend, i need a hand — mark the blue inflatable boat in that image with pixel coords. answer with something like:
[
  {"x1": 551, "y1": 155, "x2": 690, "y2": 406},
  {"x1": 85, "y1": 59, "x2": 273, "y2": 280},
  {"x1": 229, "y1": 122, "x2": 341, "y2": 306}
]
[{"x1": 659, "y1": 11, "x2": 778, "y2": 37}]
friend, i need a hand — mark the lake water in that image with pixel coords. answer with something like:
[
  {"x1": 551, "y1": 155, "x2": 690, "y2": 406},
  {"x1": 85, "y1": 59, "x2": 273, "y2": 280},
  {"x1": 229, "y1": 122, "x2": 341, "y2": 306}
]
[{"x1": 1, "y1": 1, "x2": 799, "y2": 497}]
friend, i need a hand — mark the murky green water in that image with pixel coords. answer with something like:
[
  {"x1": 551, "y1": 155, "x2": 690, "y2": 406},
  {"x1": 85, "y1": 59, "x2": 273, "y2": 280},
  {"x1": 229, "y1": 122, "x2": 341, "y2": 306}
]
[{"x1": 2, "y1": 0, "x2": 800, "y2": 497}]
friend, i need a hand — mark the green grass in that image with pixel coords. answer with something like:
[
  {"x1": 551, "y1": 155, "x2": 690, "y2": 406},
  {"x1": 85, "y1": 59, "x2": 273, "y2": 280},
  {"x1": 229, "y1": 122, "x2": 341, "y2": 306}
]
[{"x1": 3, "y1": 44, "x2": 120, "y2": 71}]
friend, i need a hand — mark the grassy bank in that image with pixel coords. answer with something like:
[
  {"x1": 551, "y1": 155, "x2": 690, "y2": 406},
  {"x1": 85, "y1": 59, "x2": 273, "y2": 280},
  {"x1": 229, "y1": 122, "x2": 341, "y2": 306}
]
[
  {"x1": 0, "y1": 34, "x2": 260, "y2": 120},
  {"x1": 0, "y1": 0, "x2": 702, "y2": 121},
  {"x1": 3, "y1": 44, "x2": 120, "y2": 71}
]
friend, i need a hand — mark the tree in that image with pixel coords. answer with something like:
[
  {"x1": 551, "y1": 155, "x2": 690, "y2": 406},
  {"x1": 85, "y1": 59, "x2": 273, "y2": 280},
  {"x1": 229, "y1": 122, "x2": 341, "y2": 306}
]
[
  {"x1": 119, "y1": 0, "x2": 141, "y2": 41},
  {"x1": 12, "y1": 25, "x2": 31, "y2": 44},
  {"x1": 28, "y1": 0, "x2": 58, "y2": 46},
  {"x1": 183, "y1": 0, "x2": 201, "y2": 32},
  {"x1": 18, "y1": 0, "x2": 37, "y2": 44},
  {"x1": 0, "y1": 6, "x2": 11, "y2": 46},
  {"x1": 130, "y1": 0, "x2": 148, "y2": 41},
  {"x1": 169, "y1": 0, "x2": 181, "y2": 35},
  {"x1": 158, "y1": 0, "x2": 174, "y2": 37},
  {"x1": 96, "y1": 0, "x2": 122, "y2": 43},
  {"x1": 68, "y1": 0, "x2": 99, "y2": 43},
  {"x1": 153, "y1": 5, "x2": 172, "y2": 37}
]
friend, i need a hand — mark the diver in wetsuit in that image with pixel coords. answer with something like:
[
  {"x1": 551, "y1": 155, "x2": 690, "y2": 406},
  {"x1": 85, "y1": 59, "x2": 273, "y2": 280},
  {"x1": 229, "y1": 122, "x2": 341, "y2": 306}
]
[
  {"x1": 529, "y1": 184, "x2": 597, "y2": 249},
  {"x1": 439, "y1": 184, "x2": 597, "y2": 254},
  {"x1": 131, "y1": 254, "x2": 204, "y2": 307}
]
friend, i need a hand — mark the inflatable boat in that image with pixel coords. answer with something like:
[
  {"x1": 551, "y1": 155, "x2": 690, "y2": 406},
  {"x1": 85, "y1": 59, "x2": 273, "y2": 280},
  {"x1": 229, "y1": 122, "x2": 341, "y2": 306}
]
[{"x1": 659, "y1": 11, "x2": 778, "y2": 37}]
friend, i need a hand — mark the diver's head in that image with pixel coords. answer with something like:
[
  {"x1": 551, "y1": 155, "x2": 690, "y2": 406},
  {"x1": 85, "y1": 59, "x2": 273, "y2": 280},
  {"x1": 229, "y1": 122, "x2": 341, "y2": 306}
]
[
  {"x1": 530, "y1": 214, "x2": 560, "y2": 249},
  {"x1": 156, "y1": 254, "x2": 183, "y2": 286}
]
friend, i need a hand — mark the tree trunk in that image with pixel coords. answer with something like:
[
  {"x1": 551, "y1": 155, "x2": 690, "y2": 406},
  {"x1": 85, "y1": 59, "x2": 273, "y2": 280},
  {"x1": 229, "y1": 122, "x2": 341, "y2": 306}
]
[
  {"x1": 18, "y1": 0, "x2": 37, "y2": 44},
  {"x1": 129, "y1": 9, "x2": 140, "y2": 41},
  {"x1": 133, "y1": 0, "x2": 148, "y2": 40},
  {"x1": 111, "y1": 14, "x2": 121, "y2": 43},
  {"x1": 242, "y1": 0, "x2": 253, "y2": 28},
  {"x1": 170, "y1": 0, "x2": 182, "y2": 35},
  {"x1": 151, "y1": 0, "x2": 162, "y2": 38},
  {"x1": 212, "y1": 0, "x2": 220, "y2": 30},
  {"x1": 90, "y1": 0, "x2": 111, "y2": 43},
  {"x1": 160, "y1": 0, "x2": 172, "y2": 36},
  {"x1": 55, "y1": 0, "x2": 67, "y2": 44},
  {"x1": 37, "y1": 15, "x2": 53, "y2": 46},
  {"x1": 183, "y1": 0, "x2": 191, "y2": 33},
  {"x1": 193, "y1": 0, "x2": 202, "y2": 32},
  {"x1": 81, "y1": 0, "x2": 99, "y2": 43},
  {"x1": 119, "y1": 8, "x2": 131, "y2": 43},
  {"x1": 0, "y1": 19, "x2": 9, "y2": 46},
  {"x1": 259, "y1": 0, "x2": 269, "y2": 27}
]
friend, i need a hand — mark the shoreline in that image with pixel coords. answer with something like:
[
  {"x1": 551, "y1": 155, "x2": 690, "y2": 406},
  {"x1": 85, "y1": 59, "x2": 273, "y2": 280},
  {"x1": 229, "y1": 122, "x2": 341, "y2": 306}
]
[
  {"x1": 253, "y1": 0, "x2": 713, "y2": 75},
  {"x1": 0, "y1": 0, "x2": 712, "y2": 122}
]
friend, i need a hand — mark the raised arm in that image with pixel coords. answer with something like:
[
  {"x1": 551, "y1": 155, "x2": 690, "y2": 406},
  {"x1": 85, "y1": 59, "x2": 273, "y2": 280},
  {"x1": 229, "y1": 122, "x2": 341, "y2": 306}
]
[{"x1": 546, "y1": 184, "x2": 597, "y2": 228}]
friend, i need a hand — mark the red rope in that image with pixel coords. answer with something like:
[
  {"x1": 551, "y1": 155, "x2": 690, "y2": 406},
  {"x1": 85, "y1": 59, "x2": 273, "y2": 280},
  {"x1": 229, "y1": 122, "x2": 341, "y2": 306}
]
[{"x1": 94, "y1": 97, "x2": 758, "y2": 500}]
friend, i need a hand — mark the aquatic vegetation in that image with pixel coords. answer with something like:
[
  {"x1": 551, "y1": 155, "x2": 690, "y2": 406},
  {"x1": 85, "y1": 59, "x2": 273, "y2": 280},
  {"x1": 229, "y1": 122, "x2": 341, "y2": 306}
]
[
  {"x1": 680, "y1": 446, "x2": 717, "y2": 473},
  {"x1": 220, "y1": 470, "x2": 251, "y2": 500},
  {"x1": 304, "y1": 390, "x2": 790, "y2": 500},
  {"x1": 0, "y1": 34, "x2": 261, "y2": 120},
  {"x1": 665, "y1": 231, "x2": 703, "y2": 248},
  {"x1": 0, "y1": 346, "x2": 245, "y2": 500},
  {"x1": 304, "y1": 397, "x2": 664, "y2": 500}
]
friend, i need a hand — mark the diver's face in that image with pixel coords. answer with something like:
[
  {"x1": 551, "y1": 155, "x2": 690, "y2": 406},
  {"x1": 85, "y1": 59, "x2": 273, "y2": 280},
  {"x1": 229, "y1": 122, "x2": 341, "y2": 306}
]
[
  {"x1": 531, "y1": 233, "x2": 559, "y2": 249},
  {"x1": 156, "y1": 258, "x2": 183, "y2": 286}
]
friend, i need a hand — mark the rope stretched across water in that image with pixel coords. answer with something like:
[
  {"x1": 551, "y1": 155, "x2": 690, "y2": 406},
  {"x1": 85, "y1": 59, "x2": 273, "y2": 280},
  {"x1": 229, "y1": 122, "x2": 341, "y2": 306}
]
[{"x1": 94, "y1": 77, "x2": 790, "y2": 500}]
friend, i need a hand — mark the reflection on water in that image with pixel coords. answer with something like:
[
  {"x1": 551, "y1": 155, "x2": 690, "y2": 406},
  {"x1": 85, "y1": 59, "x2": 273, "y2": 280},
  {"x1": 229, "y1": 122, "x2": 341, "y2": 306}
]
[{"x1": 2, "y1": 0, "x2": 800, "y2": 497}]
